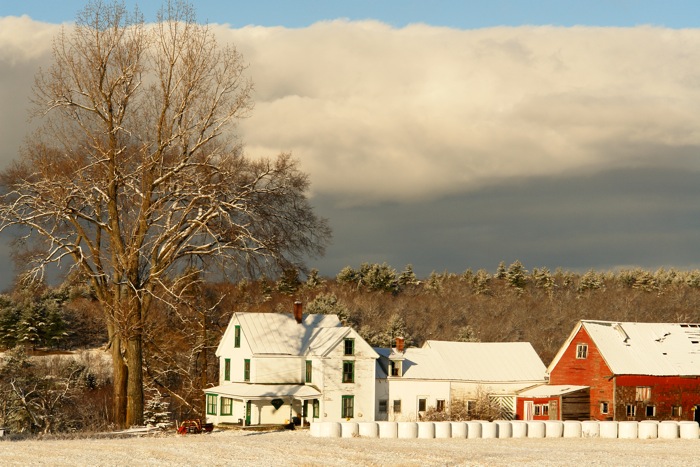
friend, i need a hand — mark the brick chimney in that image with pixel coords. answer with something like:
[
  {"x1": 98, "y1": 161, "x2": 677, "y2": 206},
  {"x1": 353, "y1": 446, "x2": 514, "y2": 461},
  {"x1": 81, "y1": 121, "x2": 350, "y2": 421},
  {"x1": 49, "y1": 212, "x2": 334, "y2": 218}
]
[
  {"x1": 293, "y1": 301, "x2": 303, "y2": 324},
  {"x1": 395, "y1": 337, "x2": 405, "y2": 353}
]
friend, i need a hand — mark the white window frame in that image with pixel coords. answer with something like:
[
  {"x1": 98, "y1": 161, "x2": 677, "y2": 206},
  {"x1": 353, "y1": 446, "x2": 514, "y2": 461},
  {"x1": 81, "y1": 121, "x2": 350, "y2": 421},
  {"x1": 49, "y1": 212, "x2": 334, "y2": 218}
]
[{"x1": 576, "y1": 343, "x2": 588, "y2": 359}]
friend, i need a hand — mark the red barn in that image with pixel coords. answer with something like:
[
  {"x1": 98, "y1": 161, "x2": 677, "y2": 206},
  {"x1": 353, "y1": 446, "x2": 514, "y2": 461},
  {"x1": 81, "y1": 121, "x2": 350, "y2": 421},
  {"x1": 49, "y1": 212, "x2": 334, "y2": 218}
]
[{"x1": 548, "y1": 320, "x2": 700, "y2": 422}]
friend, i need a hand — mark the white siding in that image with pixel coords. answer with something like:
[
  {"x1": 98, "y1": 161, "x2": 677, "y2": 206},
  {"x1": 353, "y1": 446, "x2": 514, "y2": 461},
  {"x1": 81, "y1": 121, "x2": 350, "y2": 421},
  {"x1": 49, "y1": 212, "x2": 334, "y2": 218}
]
[
  {"x1": 385, "y1": 379, "x2": 451, "y2": 421},
  {"x1": 255, "y1": 356, "x2": 303, "y2": 384}
]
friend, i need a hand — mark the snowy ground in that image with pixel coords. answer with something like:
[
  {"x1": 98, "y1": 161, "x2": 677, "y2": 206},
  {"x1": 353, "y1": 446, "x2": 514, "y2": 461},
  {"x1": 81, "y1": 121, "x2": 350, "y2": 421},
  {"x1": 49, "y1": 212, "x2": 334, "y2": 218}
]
[{"x1": 0, "y1": 428, "x2": 698, "y2": 466}]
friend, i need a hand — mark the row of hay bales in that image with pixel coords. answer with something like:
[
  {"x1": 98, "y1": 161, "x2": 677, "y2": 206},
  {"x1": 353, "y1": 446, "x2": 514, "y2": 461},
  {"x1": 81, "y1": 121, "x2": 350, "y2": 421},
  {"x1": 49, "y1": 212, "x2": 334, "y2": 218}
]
[{"x1": 310, "y1": 420, "x2": 700, "y2": 440}]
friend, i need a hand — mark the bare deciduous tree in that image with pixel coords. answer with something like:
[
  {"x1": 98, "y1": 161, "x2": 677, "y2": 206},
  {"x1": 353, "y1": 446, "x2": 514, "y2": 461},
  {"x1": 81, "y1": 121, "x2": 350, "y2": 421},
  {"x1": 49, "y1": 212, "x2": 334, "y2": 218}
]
[{"x1": 0, "y1": 0, "x2": 330, "y2": 427}]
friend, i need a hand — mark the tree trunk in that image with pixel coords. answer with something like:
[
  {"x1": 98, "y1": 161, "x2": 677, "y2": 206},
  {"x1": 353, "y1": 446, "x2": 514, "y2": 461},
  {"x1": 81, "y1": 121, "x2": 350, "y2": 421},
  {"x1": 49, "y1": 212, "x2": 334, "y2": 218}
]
[
  {"x1": 125, "y1": 335, "x2": 144, "y2": 427},
  {"x1": 110, "y1": 330, "x2": 128, "y2": 428}
]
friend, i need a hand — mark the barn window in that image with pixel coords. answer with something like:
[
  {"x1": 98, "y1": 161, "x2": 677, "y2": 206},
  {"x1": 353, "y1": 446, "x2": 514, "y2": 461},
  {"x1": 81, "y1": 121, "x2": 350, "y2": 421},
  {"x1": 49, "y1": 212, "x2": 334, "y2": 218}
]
[
  {"x1": 576, "y1": 343, "x2": 588, "y2": 359},
  {"x1": 466, "y1": 400, "x2": 476, "y2": 414},
  {"x1": 541, "y1": 404, "x2": 549, "y2": 416},
  {"x1": 393, "y1": 400, "x2": 402, "y2": 414},
  {"x1": 635, "y1": 386, "x2": 651, "y2": 401},
  {"x1": 534, "y1": 405, "x2": 541, "y2": 416},
  {"x1": 436, "y1": 400, "x2": 446, "y2": 412},
  {"x1": 600, "y1": 401, "x2": 609, "y2": 414},
  {"x1": 626, "y1": 404, "x2": 637, "y2": 418},
  {"x1": 672, "y1": 405, "x2": 682, "y2": 417},
  {"x1": 418, "y1": 398, "x2": 427, "y2": 412},
  {"x1": 378, "y1": 400, "x2": 388, "y2": 413},
  {"x1": 646, "y1": 405, "x2": 656, "y2": 417}
]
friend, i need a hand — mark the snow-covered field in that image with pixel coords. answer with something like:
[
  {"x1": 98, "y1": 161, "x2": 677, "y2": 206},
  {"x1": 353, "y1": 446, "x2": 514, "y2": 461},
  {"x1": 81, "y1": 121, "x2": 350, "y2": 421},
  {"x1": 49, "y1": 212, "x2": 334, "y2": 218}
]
[{"x1": 0, "y1": 429, "x2": 698, "y2": 466}]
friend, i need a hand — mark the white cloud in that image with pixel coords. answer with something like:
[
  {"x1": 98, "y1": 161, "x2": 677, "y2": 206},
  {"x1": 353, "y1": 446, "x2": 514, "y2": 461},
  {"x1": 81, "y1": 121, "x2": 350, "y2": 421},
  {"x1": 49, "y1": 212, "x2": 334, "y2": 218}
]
[{"x1": 3, "y1": 17, "x2": 700, "y2": 205}]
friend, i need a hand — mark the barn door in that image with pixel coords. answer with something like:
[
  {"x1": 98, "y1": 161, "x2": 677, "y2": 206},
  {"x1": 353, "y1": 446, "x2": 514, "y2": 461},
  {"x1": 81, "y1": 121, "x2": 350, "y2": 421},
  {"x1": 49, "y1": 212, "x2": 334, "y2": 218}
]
[
  {"x1": 524, "y1": 401, "x2": 534, "y2": 420},
  {"x1": 549, "y1": 400, "x2": 559, "y2": 420}
]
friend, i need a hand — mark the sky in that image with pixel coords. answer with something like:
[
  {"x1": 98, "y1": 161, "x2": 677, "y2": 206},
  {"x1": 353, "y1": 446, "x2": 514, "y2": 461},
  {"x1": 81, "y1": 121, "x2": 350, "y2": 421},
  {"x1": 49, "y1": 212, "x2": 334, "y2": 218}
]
[{"x1": 2, "y1": 1, "x2": 700, "y2": 289}]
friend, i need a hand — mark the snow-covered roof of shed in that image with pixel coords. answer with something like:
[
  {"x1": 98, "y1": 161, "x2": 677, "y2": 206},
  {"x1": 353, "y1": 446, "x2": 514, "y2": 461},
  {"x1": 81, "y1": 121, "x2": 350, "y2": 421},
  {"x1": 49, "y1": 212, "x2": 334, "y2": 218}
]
[
  {"x1": 581, "y1": 320, "x2": 700, "y2": 375},
  {"x1": 234, "y1": 312, "x2": 342, "y2": 356},
  {"x1": 376, "y1": 341, "x2": 547, "y2": 382},
  {"x1": 518, "y1": 384, "x2": 589, "y2": 397}
]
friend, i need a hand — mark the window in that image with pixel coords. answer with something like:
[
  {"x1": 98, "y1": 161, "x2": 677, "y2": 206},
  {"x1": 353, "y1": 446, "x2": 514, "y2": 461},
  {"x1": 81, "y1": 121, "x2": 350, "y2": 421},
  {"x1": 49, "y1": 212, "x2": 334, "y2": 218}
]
[
  {"x1": 393, "y1": 400, "x2": 402, "y2": 414},
  {"x1": 635, "y1": 386, "x2": 651, "y2": 402},
  {"x1": 418, "y1": 398, "x2": 427, "y2": 412},
  {"x1": 534, "y1": 405, "x2": 541, "y2": 416},
  {"x1": 313, "y1": 399, "x2": 320, "y2": 418},
  {"x1": 576, "y1": 343, "x2": 588, "y2": 359},
  {"x1": 436, "y1": 400, "x2": 446, "y2": 412},
  {"x1": 234, "y1": 325, "x2": 241, "y2": 348},
  {"x1": 224, "y1": 359, "x2": 231, "y2": 381},
  {"x1": 244, "y1": 359, "x2": 250, "y2": 382},
  {"x1": 466, "y1": 400, "x2": 475, "y2": 414},
  {"x1": 221, "y1": 397, "x2": 233, "y2": 416},
  {"x1": 344, "y1": 338, "x2": 355, "y2": 356},
  {"x1": 646, "y1": 405, "x2": 656, "y2": 417},
  {"x1": 626, "y1": 404, "x2": 637, "y2": 418},
  {"x1": 342, "y1": 361, "x2": 354, "y2": 383},
  {"x1": 542, "y1": 404, "x2": 549, "y2": 416},
  {"x1": 305, "y1": 360, "x2": 312, "y2": 383},
  {"x1": 341, "y1": 395, "x2": 354, "y2": 418},
  {"x1": 672, "y1": 405, "x2": 682, "y2": 417},
  {"x1": 206, "y1": 394, "x2": 217, "y2": 415},
  {"x1": 600, "y1": 401, "x2": 609, "y2": 414},
  {"x1": 390, "y1": 360, "x2": 401, "y2": 377},
  {"x1": 379, "y1": 400, "x2": 388, "y2": 414}
]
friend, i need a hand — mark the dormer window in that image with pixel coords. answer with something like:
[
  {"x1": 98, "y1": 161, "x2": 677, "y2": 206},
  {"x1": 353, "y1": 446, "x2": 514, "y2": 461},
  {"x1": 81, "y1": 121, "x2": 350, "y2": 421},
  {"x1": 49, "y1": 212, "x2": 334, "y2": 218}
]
[
  {"x1": 344, "y1": 338, "x2": 355, "y2": 356},
  {"x1": 576, "y1": 343, "x2": 588, "y2": 359},
  {"x1": 390, "y1": 359, "x2": 402, "y2": 377}
]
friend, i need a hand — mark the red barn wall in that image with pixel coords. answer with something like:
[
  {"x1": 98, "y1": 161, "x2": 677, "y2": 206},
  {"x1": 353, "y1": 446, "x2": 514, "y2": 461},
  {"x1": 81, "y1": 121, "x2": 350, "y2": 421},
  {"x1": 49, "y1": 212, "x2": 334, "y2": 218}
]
[
  {"x1": 548, "y1": 326, "x2": 614, "y2": 420},
  {"x1": 516, "y1": 396, "x2": 558, "y2": 420},
  {"x1": 615, "y1": 375, "x2": 700, "y2": 421}
]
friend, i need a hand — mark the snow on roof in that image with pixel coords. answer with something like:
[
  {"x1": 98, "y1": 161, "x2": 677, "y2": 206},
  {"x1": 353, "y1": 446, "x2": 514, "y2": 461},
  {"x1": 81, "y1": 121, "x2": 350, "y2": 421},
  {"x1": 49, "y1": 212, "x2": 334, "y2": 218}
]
[
  {"x1": 377, "y1": 341, "x2": 547, "y2": 383},
  {"x1": 581, "y1": 320, "x2": 700, "y2": 376},
  {"x1": 518, "y1": 384, "x2": 589, "y2": 397},
  {"x1": 206, "y1": 382, "x2": 321, "y2": 400},
  {"x1": 235, "y1": 312, "x2": 342, "y2": 356}
]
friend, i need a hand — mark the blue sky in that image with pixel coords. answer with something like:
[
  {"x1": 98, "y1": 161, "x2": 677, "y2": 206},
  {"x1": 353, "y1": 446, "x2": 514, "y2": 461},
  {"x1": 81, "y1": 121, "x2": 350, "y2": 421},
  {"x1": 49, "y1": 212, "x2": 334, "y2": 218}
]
[
  {"x1": 4, "y1": 0, "x2": 700, "y2": 29},
  {"x1": 2, "y1": 1, "x2": 700, "y2": 288}
]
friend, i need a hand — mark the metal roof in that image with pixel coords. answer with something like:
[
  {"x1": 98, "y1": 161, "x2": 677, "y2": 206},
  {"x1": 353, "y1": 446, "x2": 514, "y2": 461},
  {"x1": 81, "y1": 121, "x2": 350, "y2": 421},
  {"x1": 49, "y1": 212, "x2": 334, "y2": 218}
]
[
  {"x1": 518, "y1": 384, "x2": 589, "y2": 397},
  {"x1": 235, "y1": 312, "x2": 342, "y2": 356},
  {"x1": 376, "y1": 341, "x2": 547, "y2": 383},
  {"x1": 581, "y1": 320, "x2": 700, "y2": 376},
  {"x1": 205, "y1": 382, "x2": 321, "y2": 400}
]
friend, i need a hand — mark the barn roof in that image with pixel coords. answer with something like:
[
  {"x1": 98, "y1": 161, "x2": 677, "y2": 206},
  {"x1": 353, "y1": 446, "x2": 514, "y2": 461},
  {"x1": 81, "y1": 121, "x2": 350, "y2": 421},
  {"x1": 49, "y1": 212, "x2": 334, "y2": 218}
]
[
  {"x1": 376, "y1": 340, "x2": 547, "y2": 383},
  {"x1": 518, "y1": 384, "x2": 589, "y2": 397},
  {"x1": 548, "y1": 320, "x2": 700, "y2": 376}
]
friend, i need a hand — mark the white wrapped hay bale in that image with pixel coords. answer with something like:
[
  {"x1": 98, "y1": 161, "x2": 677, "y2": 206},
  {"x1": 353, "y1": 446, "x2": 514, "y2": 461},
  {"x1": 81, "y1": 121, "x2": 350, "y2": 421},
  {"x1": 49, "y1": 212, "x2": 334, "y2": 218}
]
[
  {"x1": 526, "y1": 421, "x2": 545, "y2": 438},
  {"x1": 563, "y1": 421, "x2": 582, "y2": 438},
  {"x1": 378, "y1": 421, "x2": 398, "y2": 439},
  {"x1": 495, "y1": 421, "x2": 512, "y2": 438},
  {"x1": 679, "y1": 421, "x2": 699, "y2": 439},
  {"x1": 617, "y1": 421, "x2": 637, "y2": 439},
  {"x1": 451, "y1": 422, "x2": 467, "y2": 438},
  {"x1": 324, "y1": 422, "x2": 342, "y2": 438},
  {"x1": 417, "y1": 422, "x2": 435, "y2": 439},
  {"x1": 434, "y1": 421, "x2": 452, "y2": 438},
  {"x1": 511, "y1": 421, "x2": 527, "y2": 438},
  {"x1": 481, "y1": 421, "x2": 497, "y2": 439},
  {"x1": 659, "y1": 421, "x2": 679, "y2": 439},
  {"x1": 581, "y1": 420, "x2": 599, "y2": 438},
  {"x1": 638, "y1": 421, "x2": 658, "y2": 439},
  {"x1": 310, "y1": 422, "x2": 322, "y2": 437},
  {"x1": 341, "y1": 422, "x2": 359, "y2": 438},
  {"x1": 397, "y1": 422, "x2": 418, "y2": 439},
  {"x1": 599, "y1": 421, "x2": 618, "y2": 439},
  {"x1": 358, "y1": 422, "x2": 379, "y2": 438},
  {"x1": 466, "y1": 421, "x2": 482, "y2": 439},
  {"x1": 544, "y1": 421, "x2": 563, "y2": 438}
]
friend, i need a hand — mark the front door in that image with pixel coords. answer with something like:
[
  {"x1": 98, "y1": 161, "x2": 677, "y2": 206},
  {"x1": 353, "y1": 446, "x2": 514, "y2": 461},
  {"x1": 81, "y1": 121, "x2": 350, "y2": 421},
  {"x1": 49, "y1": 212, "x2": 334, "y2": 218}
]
[{"x1": 245, "y1": 401, "x2": 252, "y2": 425}]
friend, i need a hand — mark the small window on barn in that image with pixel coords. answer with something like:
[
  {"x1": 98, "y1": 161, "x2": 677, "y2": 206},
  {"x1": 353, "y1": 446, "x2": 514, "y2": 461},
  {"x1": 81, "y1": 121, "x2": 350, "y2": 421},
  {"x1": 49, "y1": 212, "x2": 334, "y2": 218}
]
[
  {"x1": 646, "y1": 405, "x2": 656, "y2": 417},
  {"x1": 534, "y1": 405, "x2": 541, "y2": 416},
  {"x1": 436, "y1": 400, "x2": 446, "y2": 412},
  {"x1": 635, "y1": 386, "x2": 651, "y2": 402},
  {"x1": 600, "y1": 401, "x2": 609, "y2": 414},
  {"x1": 626, "y1": 404, "x2": 637, "y2": 418},
  {"x1": 393, "y1": 400, "x2": 402, "y2": 414},
  {"x1": 672, "y1": 405, "x2": 682, "y2": 417},
  {"x1": 541, "y1": 404, "x2": 549, "y2": 417},
  {"x1": 378, "y1": 400, "x2": 388, "y2": 414},
  {"x1": 466, "y1": 400, "x2": 476, "y2": 414},
  {"x1": 418, "y1": 398, "x2": 427, "y2": 412},
  {"x1": 576, "y1": 343, "x2": 588, "y2": 359}
]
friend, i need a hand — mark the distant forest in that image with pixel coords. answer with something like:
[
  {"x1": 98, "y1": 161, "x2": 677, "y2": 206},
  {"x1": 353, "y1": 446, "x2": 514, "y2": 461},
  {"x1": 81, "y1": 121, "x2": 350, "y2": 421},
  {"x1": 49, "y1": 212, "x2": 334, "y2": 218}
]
[{"x1": 2, "y1": 260, "x2": 700, "y2": 432}]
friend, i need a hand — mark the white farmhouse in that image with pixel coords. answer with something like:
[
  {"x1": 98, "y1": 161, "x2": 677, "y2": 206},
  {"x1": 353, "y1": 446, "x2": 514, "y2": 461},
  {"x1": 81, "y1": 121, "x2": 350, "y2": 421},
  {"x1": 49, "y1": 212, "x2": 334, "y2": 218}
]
[
  {"x1": 375, "y1": 339, "x2": 547, "y2": 421},
  {"x1": 204, "y1": 303, "x2": 378, "y2": 426}
]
